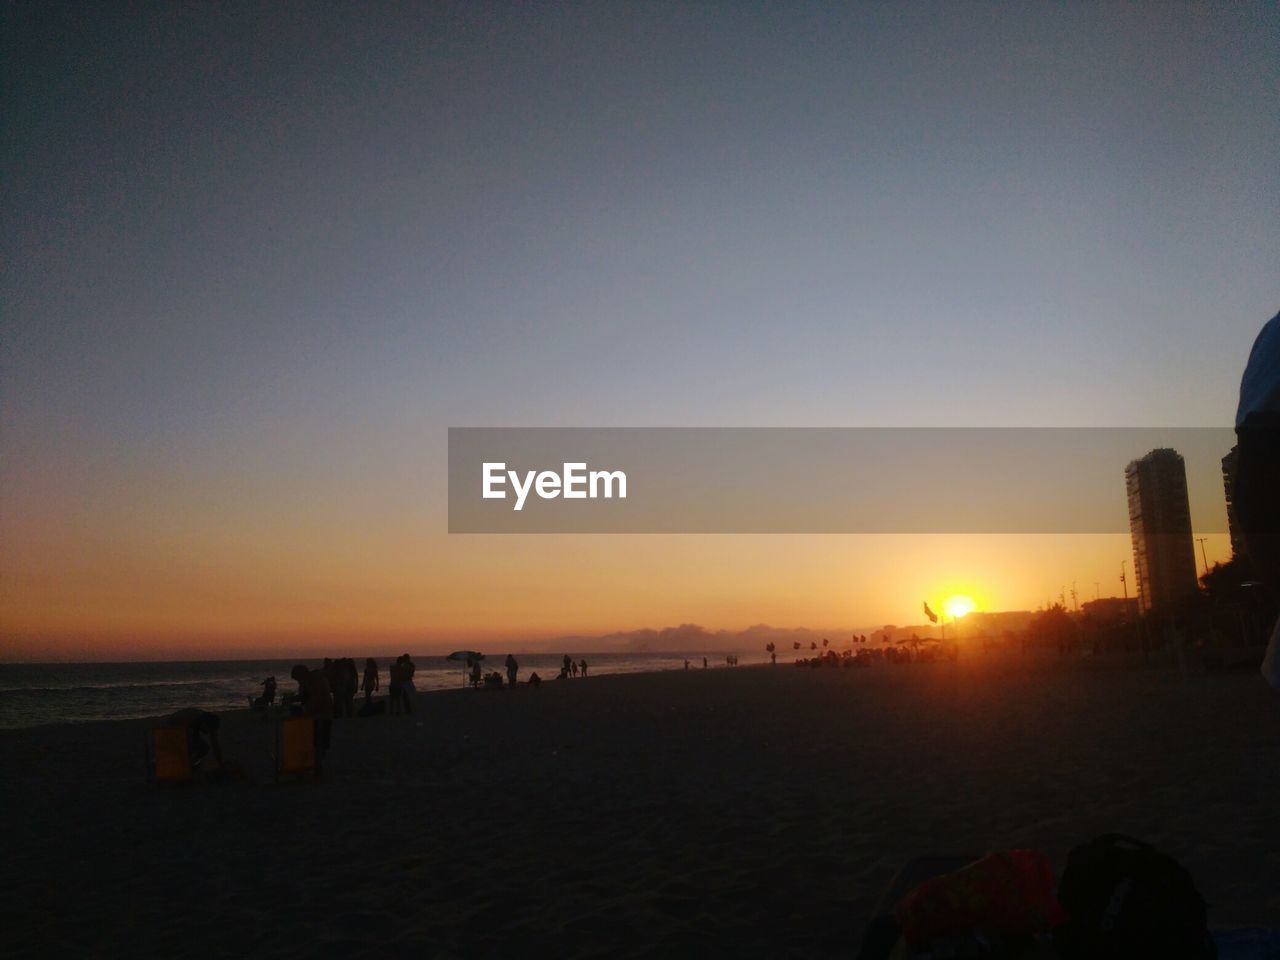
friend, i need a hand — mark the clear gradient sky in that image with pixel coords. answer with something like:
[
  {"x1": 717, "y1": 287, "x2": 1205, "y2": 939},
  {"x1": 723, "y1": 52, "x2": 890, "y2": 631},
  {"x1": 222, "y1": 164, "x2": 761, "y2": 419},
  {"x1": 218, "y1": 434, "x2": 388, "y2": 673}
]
[{"x1": 2, "y1": 3, "x2": 1278, "y2": 659}]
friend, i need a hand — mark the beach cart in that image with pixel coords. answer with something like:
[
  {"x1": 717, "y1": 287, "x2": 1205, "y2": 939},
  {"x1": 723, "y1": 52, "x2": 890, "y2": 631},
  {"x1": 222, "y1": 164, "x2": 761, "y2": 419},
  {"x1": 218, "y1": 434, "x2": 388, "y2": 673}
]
[
  {"x1": 274, "y1": 715, "x2": 320, "y2": 782},
  {"x1": 145, "y1": 726, "x2": 194, "y2": 785}
]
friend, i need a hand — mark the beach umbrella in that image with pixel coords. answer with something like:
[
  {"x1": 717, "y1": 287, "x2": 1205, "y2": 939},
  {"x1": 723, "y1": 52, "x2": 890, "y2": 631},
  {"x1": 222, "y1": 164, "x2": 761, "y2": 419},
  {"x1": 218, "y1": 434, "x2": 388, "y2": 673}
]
[{"x1": 446, "y1": 651, "x2": 484, "y2": 684}]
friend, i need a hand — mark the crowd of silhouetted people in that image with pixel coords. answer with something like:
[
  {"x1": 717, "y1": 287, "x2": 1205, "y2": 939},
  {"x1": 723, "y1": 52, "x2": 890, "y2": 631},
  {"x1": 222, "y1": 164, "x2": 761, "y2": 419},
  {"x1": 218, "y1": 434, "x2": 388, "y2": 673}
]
[
  {"x1": 557, "y1": 654, "x2": 589, "y2": 679},
  {"x1": 792, "y1": 642, "x2": 958, "y2": 669},
  {"x1": 234, "y1": 655, "x2": 423, "y2": 759},
  {"x1": 227, "y1": 649, "x2": 593, "y2": 762}
]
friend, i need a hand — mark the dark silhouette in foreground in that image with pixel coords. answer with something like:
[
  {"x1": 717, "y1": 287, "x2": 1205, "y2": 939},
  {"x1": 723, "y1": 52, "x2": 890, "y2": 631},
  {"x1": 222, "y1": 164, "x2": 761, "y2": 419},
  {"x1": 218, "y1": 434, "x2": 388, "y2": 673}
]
[
  {"x1": 1236, "y1": 310, "x2": 1280, "y2": 689},
  {"x1": 857, "y1": 837, "x2": 1215, "y2": 959}
]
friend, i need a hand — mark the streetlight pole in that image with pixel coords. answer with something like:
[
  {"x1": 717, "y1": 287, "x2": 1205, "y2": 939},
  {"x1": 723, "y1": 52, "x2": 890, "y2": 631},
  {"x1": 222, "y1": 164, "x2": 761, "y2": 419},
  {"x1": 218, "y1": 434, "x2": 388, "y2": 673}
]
[
  {"x1": 1196, "y1": 537, "x2": 1210, "y2": 576},
  {"x1": 1120, "y1": 561, "x2": 1128, "y2": 601}
]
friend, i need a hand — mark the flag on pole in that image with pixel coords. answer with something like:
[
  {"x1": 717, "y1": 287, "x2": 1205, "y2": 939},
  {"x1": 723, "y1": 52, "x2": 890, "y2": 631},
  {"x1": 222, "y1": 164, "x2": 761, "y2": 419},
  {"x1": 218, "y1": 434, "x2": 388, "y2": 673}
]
[{"x1": 923, "y1": 602, "x2": 938, "y2": 623}]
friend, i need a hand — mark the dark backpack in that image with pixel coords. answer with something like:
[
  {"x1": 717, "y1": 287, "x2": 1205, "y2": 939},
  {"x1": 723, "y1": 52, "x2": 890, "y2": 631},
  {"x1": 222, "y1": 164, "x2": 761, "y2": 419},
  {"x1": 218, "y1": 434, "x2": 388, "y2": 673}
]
[{"x1": 1056, "y1": 834, "x2": 1215, "y2": 959}]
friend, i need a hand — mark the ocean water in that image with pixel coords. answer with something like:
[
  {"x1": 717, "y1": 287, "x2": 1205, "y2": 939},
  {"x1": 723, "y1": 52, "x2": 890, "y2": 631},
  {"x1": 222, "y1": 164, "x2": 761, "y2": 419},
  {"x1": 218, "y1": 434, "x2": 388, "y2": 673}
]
[{"x1": 0, "y1": 652, "x2": 754, "y2": 729}]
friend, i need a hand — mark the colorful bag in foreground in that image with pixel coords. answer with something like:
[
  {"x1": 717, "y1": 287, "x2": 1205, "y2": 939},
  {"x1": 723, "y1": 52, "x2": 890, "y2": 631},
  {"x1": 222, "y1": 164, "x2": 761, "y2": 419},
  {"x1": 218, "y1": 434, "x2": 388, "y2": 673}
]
[
  {"x1": 1055, "y1": 834, "x2": 1216, "y2": 959},
  {"x1": 894, "y1": 849, "x2": 1065, "y2": 948}
]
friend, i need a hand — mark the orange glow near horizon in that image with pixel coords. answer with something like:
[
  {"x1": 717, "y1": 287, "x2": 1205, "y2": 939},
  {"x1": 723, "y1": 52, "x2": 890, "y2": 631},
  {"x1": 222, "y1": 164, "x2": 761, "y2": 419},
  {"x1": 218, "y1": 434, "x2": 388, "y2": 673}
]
[
  {"x1": 943, "y1": 594, "x2": 977, "y2": 619},
  {"x1": 0, "y1": 530, "x2": 1238, "y2": 661}
]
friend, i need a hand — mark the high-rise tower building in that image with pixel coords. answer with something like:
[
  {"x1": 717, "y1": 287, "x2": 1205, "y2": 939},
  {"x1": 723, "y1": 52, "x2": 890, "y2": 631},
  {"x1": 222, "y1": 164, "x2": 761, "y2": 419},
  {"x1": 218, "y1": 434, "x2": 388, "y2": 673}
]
[
  {"x1": 1125, "y1": 448, "x2": 1199, "y2": 615},
  {"x1": 1222, "y1": 445, "x2": 1242, "y2": 559}
]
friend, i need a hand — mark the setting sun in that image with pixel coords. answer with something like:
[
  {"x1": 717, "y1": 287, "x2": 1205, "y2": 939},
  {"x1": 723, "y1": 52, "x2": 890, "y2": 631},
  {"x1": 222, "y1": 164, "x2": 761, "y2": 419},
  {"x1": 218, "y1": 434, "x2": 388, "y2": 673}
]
[{"x1": 943, "y1": 594, "x2": 976, "y2": 619}]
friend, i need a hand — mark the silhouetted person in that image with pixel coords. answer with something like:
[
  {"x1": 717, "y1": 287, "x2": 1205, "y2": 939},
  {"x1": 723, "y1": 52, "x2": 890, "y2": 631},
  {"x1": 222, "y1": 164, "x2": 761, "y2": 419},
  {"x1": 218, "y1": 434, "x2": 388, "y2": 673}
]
[
  {"x1": 401, "y1": 660, "x2": 417, "y2": 711},
  {"x1": 527, "y1": 672, "x2": 541, "y2": 688},
  {"x1": 167, "y1": 708, "x2": 223, "y2": 766},
  {"x1": 570, "y1": 659, "x2": 579, "y2": 677},
  {"x1": 703, "y1": 657, "x2": 707, "y2": 669},
  {"x1": 323, "y1": 657, "x2": 358, "y2": 718},
  {"x1": 291, "y1": 664, "x2": 334, "y2": 754},
  {"x1": 362, "y1": 658, "x2": 379, "y2": 703},
  {"x1": 684, "y1": 659, "x2": 690, "y2": 670},
  {"x1": 505, "y1": 653, "x2": 519, "y2": 687},
  {"x1": 579, "y1": 659, "x2": 588, "y2": 677},
  {"x1": 250, "y1": 676, "x2": 276, "y2": 711},
  {"x1": 470, "y1": 659, "x2": 482, "y2": 688},
  {"x1": 562, "y1": 654, "x2": 572, "y2": 677},
  {"x1": 398, "y1": 654, "x2": 416, "y2": 713},
  {"x1": 1236, "y1": 310, "x2": 1280, "y2": 690}
]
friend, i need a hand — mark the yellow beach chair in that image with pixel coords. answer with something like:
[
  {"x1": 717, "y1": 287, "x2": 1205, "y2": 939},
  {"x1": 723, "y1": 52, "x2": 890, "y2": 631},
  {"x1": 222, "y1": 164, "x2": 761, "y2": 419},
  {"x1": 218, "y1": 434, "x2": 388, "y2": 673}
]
[
  {"x1": 276, "y1": 715, "x2": 320, "y2": 781},
  {"x1": 147, "y1": 726, "x2": 193, "y2": 784}
]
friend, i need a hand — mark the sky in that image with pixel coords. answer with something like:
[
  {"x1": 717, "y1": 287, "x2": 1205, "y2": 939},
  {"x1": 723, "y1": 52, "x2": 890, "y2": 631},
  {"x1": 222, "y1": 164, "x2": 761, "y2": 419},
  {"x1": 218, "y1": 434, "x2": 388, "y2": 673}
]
[{"x1": 2, "y1": 2, "x2": 1278, "y2": 660}]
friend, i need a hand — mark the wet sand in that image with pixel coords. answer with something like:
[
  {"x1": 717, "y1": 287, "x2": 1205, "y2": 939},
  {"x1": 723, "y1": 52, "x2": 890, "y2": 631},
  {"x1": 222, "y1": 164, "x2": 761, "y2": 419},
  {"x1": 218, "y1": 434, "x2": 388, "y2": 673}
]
[{"x1": 2, "y1": 655, "x2": 1279, "y2": 958}]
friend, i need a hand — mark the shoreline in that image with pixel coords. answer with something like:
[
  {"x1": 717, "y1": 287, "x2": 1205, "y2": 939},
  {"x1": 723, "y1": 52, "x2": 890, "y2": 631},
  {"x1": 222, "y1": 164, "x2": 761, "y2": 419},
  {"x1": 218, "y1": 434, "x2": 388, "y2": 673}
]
[
  {"x1": 0, "y1": 651, "x2": 751, "y2": 732},
  {"x1": 0, "y1": 643, "x2": 1241, "y2": 734}
]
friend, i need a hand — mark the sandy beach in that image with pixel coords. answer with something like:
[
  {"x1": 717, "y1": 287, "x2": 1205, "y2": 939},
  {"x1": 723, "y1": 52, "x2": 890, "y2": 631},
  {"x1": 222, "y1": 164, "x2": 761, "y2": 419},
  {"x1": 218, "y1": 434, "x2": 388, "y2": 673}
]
[{"x1": 3, "y1": 656, "x2": 1279, "y2": 959}]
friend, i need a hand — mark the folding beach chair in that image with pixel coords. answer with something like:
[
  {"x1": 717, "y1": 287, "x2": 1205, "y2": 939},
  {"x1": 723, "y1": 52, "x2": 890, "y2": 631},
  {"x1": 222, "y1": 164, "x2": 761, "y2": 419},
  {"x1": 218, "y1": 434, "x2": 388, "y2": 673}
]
[
  {"x1": 146, "y1": 726, "x2": 194, "y2": 784},
  {"x1": 275, "y1": 714, "x2": 320, "y2": 781}
]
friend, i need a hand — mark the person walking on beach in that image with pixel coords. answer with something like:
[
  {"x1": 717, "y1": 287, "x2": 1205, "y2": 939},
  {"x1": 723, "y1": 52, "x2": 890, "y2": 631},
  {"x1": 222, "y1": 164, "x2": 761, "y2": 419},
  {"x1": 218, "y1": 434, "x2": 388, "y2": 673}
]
[
  {"x1": 579, "y1": 658, "x2": 588, "y2": 677},
  {"x1": 362, "y1": 658, "x2": 379, "y2": 703},
  {"x1": 290, "y1": 664, "x2": 334, "y2": 754},
  {"x1": 470, "y1": 657, "x2": 482, "y2": 688},
  {"x1": 1235, "y1": 309, "x2": 1280, "y2": 690},
  {"x1": 505, "y1": 653, "x2": 519, "y2": 687},
  {"x1": 562, "y1": 654, "x2": 572, "y2": 678}
]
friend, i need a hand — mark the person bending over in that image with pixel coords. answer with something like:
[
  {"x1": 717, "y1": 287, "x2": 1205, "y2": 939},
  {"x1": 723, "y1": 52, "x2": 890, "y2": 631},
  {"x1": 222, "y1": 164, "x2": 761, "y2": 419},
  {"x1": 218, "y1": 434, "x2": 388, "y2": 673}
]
[
  {"x1": 167, "y1": 708, "x2": 223, "y2": 767},
  {"x1": 290, "y1": 664, "x2": 335, "y2": 754}
]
